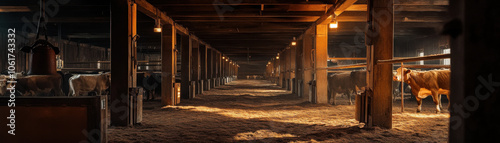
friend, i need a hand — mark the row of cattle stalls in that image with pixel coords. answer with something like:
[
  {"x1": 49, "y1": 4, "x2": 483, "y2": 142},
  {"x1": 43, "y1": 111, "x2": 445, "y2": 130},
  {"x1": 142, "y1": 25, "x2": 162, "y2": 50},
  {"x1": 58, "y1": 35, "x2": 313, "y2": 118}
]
[
  {"x1": 325, "y1": 0, "x2": 452, "y2": 129},
  {"x1": 2, "y1": 0, "x2": 235, "y2": 140},
  {"x1": 0, "y1": 1, "x2": 118, "y2": 142}
]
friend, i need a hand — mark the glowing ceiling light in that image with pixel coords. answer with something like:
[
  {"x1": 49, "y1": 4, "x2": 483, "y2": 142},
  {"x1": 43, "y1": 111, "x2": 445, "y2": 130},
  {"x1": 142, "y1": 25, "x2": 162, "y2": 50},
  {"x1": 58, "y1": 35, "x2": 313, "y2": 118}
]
[
  {"x1": 329, "y1": 15, "x2": 338, "y2": 29},
  {"x1": 154, "y1": 8, "x2": 162, "y2": 33}
]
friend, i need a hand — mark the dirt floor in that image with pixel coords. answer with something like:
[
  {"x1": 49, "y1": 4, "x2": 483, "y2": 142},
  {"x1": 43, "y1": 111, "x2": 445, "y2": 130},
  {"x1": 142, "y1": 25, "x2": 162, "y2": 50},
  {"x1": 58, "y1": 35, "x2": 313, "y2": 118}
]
[{"x1": 108, "y1": 80, "x2": 449, "y2": 143}]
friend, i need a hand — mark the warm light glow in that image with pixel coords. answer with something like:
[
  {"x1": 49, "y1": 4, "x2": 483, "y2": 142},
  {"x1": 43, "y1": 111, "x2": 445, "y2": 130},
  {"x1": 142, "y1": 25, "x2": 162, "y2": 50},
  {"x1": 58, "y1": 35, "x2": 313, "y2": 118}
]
[
  {"x1": 154, "y1": 27, "x2": 162, "y2": 33},
  {"x1": 226, "y1": 59, "x2": 229, "y2": 62},
  {"x1": 222, "y1": 56, "x2": 225, "y2": 59},
  {"x1": 329, "y1": 21, "x2": 338, "y2": 29},
  {"x1": 268, "y1": 62, "x2": 271, "y2": 65},
  {"x1": 291, "y1": 41, "x2": 296, "y2": 46},
  {"x1": 154, "y1": 18, "x2": 162, "y2": 33},
  {"x1": 276, "y1": 56, "x2": 279, "y2": 59}
]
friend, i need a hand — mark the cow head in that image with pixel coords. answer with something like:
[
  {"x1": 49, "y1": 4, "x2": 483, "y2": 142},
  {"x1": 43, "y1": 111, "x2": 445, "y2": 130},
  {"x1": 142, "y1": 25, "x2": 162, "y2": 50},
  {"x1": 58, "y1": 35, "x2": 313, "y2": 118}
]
[
  {"x1": 394, "y1": 67, "x2": 411, "y2": 82},
  {"x1": 102, "y1": 72, "x2": 111, "y2": 87}
]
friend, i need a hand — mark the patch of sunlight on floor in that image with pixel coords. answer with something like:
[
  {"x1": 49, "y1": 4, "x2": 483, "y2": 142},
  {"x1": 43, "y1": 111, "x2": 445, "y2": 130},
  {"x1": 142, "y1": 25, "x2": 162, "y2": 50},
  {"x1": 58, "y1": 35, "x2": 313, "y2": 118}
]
[
  {"x1": 239, "y1": 89, "x2": 288, "y2": 93},
  {"x1": 396, "y1": 112, "x2": 450, "y2": 118},
  {"x1": 161, "y1": 105, "x2": 303, "y2": 119},
  {"x1": 233, "y1": 129, "x2": 298, "y2": 141}
]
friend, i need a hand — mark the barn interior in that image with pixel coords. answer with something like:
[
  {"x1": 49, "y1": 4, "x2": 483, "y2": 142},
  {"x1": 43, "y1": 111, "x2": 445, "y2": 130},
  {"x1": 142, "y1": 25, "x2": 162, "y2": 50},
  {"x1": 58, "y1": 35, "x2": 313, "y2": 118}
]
[{"x1": 0, "y1": 0, "x2": 499, "y2": 142}]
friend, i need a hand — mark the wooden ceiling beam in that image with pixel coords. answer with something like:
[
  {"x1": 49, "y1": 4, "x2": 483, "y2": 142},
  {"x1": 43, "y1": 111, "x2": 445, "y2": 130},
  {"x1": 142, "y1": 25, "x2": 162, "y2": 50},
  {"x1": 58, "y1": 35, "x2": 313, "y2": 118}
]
[
  {"x1": 174, "y1": 17, "x2": 319, "y2": 22},
  {"x1": 148, "y1": 0, "x2": 333, "y2": 5}
]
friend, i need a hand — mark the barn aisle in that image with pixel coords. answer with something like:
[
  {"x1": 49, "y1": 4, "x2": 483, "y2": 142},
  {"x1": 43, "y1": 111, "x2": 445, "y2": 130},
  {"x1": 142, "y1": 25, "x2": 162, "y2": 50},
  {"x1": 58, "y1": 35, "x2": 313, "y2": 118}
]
[{"x1": 108, "y1": 80, "x2": 448, "y2": 142}]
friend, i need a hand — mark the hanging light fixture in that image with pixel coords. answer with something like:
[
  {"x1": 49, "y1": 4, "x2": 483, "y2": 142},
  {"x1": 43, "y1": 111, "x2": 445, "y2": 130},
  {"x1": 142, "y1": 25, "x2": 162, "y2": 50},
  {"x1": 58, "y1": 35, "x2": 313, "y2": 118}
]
[
  {"x1": 329, "y1": 14, "x2": 338, "y2": 29},
  {"x1": 222, "y1": 56, "x2": 225, "y2": 59},
  {"x1": 291, "y1": 37, "x2": 297, "y2": 46},
  {"x1": 154, "y1": 8, "x2": 162, "y2": 32},
  {"x1": 276, "y1": 53, "x2": 280, "y2": 59},
  {"x1": 226, "y1": 59, "x2": 229, "y2": 62}
]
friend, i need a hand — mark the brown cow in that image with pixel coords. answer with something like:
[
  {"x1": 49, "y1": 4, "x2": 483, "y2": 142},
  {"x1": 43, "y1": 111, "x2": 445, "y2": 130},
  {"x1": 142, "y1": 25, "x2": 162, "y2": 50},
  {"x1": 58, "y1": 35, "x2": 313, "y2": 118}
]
[
  {"x1": 328, "y1": 72, "x2": 353, "y2": 105},
  {"x1": 11, "y1": 75, "x2": 65, "y2": 96},
  {"x1": 69, "y1": 72, "x2": 111, "y2": 96},
  {"x1": 394, "y1": 68, "x2": 450, "y2": 113},
  {"x1": 328, "y1": 70, "x2": 367, "y2": 105}
]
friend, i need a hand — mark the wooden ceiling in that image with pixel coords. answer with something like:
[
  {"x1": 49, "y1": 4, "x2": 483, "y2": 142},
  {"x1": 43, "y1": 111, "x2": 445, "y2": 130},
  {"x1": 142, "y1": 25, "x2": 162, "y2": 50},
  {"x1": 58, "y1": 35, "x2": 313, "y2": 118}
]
[
  {"x1": 0, "y1": 0, "x2": 449, "y2": 61},
  {"x1": 148, "y1": 0, "x2": 449, "y2": 59}
]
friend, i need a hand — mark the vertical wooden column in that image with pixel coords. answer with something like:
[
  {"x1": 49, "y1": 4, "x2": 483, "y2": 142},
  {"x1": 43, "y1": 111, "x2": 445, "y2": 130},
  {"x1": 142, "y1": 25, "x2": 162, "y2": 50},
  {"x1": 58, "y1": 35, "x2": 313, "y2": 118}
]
[
  {"x1": 215, "y1": 52, "x2": 220, "y2": 86},
  {"x1": 224, "y1": 59, "x2": 229, "y2": 83},
  {"x1": 235, "y1": 64, "x2": 238, "y2": 79},
  {"x1": 229, "y1": 62, "x2": 232, "y2": 81},
  {"x1": 366, "y1": 0, "x2": 393, "y2": 129},
  {"x1": 295, "y1": 39, "x2": 304, "y2": 97},
  {"x1": 161, "y1": 24, "x2": 176, "y2": 106},
  {"x1": 191, "y1": 39, "x2": 200, "y2": 95},
  {"x1": 314, "y1": 19, "x2": 330, "y2": 104},
  {"x1": 290, "y1": 45, "x2": 297, "y2": 93},
  {"x1": 110, "y1": 0, "x2": 135, "y2": 126},
  {"x1": 283, "y1": 47, "x2": 290, "y2": 90},
  {"x1": 449, "y1": 0, "x2": 500, "y2": 142},
  {"x1": 220, "y1": 55, "x2": 225, "y2": 84},
  {"x1": 276, "y1": 56, "x2": 282, "y2": 86},
  {"x1": 217, "y1": 53, "x2": 221, "y2": 85},
  {"x1": 303, "y1": 27, "x2": 314, "y2": 101},
  {"x1": 180, "y1": 35, "x2": 191, "y2": 99},
  {"x1": 200, "y1": 45, "x2": 208, "y2": 91},
  {"x1": 207, "y1": 48, "x2": 213, "y2": 89}
]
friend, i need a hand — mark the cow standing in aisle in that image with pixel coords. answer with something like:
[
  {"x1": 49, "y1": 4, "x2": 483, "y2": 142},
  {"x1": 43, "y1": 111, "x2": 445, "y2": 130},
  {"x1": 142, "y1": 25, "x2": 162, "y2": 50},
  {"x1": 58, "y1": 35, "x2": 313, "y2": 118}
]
[
  {"x1": 393, "y1": 68, "x2": 450, "y2": 113},
  {"x1": 138, "y1": 72, "x2": 160, "y2": 100},
  {"x1": 328, "y1": 70, "x2": 367, "y2": 105},
  {"x1": 69, "y1": 72, "x2": 111, "y2": 96}
]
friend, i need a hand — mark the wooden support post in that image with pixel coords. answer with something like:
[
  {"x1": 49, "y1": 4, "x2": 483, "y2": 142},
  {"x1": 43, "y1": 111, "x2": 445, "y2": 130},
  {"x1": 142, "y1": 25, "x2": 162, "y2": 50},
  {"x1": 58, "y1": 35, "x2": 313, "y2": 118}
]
[
  {"x1": 191, "y1": 38, "x2": 200, "y2": 95},
  {"x1": 207, "y1": 48, "x2": 213, "y2": 89},
  {"x1": 277, "y1": 55, "x2": 283, "y2": 87},
  {"x1": 295, "y1": 39, "x2": 304, "y2": 97},
  {"x1": 284, "y1": 49, "x2": 290, "y2": 90},
  {"x1": 366, "y1": 0, "x2": 393, "y2": 129},
  {"x1": 400, "y1": 63, "x2": 404, "y2": 112},
  {"x1": 215, "y1": 52, "x2": 220, "y2": 86},
  {"x1": 180, "y1": 34, "x2": 191, "y2": 99},
  {"x1": 200, "y1": 45, "x2": 208, "y2": 91},
  {"x1": 161, "y1": 23, "x2": 176, "y2": 106},
  {"x1": 110, "y1": 0, "x2": 136, "y2": 126},
  {"x1": 221, "y1": 55, "x2": 225, "y2": 85},
  {"x1": 224, "y1": 58, "x2": 229, "y2": 83},
  {"x1": 449, "y1": 0, "x2": 500, "y2": 142},
  {"x1": 303, "y1": 27, "x2": 314, "y2": 101},
  {"x1": 235, "y1": 64, "x2": 238, "y2": 79},
  {"x1": 314, "y1": 19, "x2": 330, "y2": 104},
  {"x1": 212, "y1": 50, "x2": 216, "y2": 87},
  {"x1": 290, "y1": 45, "x2": 297, "y2": 93}
]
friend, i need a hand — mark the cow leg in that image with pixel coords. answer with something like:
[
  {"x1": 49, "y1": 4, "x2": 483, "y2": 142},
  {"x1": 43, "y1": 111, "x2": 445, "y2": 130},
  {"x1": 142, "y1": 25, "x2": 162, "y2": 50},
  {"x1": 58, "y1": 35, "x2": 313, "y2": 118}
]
[
  {"x1": 438, "y1": 94, "x2": 443, "y2": 110},
  {"x1": 416, "y1": 97, "x2": 422, "y2": 113},
  {"x1": 332, "y1": 93, "x2": 337, "y2": 105},
  {"x1": 432, "y1": 92, "x2": 441, "y2": 113},
  {"x1": 347, "y1": 91, "x2": 353, "y2": 105},
  {"x1": 327, "y1": 89, "x2": 332, "y2": 105}
]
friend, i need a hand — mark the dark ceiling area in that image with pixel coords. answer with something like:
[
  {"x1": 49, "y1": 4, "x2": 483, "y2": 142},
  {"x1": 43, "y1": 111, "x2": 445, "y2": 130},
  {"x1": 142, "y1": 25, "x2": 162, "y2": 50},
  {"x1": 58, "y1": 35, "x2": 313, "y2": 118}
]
[{"x1": 0, "y1": 0, "x2": 448, "y2": 62}]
